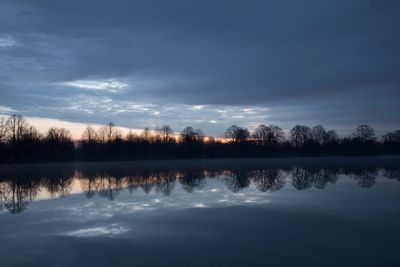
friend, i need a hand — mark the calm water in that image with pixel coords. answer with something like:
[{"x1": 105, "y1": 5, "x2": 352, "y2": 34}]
[{"x1": 1, "y1": 157, "x2": 400, "y2": 267}]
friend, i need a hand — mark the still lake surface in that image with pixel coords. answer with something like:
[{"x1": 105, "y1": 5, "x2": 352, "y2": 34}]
[{"x1": 1, "y1": 157, "x2": 400, "y2": 267}]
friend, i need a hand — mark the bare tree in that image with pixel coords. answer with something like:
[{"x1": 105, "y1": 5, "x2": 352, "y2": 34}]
[
  {"x1": 81, "y1": 126, "x2": 97, "y2": 142},
  {"x1": 224, "y1": 125, "x2": 250, "y2": 143},
  {"x1": 180, "y1": 127, "x2": 202, "y2": 143},
  {"x1": 97, "y1": 126, "x2": 108, "y2": 144},
  {"x1": 382, "y1": 130, "x2": 400, "y2": 144},
  {"x1": 253, "y1": 124, "x2": 268, "y2": 145},
  {"x1": 6, "y1": 114, "x2": 28, "y2": 144},
  {"x1": 254, "y1": 124, "x2": 284, "y2": 146},
  {"x1": 156, "y1": 125, "x2": 173, "y2": 142},
  {"x1": 324, "y1": 129, "x2": 338, "y2": 144},
  {"x1": 141, "y1": 127, "x2": 151, "y2": 142},
  {"x1": 96, "y1": 122, "x2": 122, "y2": 144},
  {"x1": 126, "y1": 130, "x2": 137, "y2": 142},
  {"x1": 80, "y1": 125, "x2": 97, "y2": 158},
  {"x1": 45, "y1": 127, "x2": 73, "y2": 159},
  {"x1": 290, "y1": 125, "x2": 311, "y2": 147},
  {"x1": 46, "y1": 128, "x2": 72, "y2": 144},
  {"x1": 268, "y1": 124, "x2": 285, "y2": 145},
  {"x1": 113, "y1": 128, "x2": 123, "y2": 140},
  {"x1": 195, "y1": 128, "x2": 205, "y2": 142},
  {"x1": 311, "y1": 125, "x2": 326, "y2": 145},
  {"x1": 0, "y1": 117, "x2": 7, "y2": 142},
  {"x1": 354, "y1": 125, "x2": 375, "y2": 142},
  {"x1": 23, "y1": 126, "x2": 41, "y2": 141},
  {"x1": 106, "y1": 122, "x2": 115, "y2": 143}
]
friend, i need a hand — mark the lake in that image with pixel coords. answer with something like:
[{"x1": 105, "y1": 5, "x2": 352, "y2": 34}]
[{"x1": 1, "y1": 157, "x2": 400, "y2": 267}]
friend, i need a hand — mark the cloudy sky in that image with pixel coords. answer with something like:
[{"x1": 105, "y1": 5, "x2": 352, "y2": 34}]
[{"x1": 0, "y1": 0, "x2": 399, "y2": 137}]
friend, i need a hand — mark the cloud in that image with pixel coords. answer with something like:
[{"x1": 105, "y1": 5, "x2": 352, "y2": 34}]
[
  {"x1": 57, "y1": 79, "x2": 128, "y2": 92},
  {"x1": 0, "y1": 105, "x2": 15, "y2": 113},
  {"x1": 0, "y1": 0, "x2": 399, "y2": 133},
  {"x1": 190, "y1": 105, "x2": 206, "y2": 111},
  {"x1": 0, "y1": 36, "x2": 16, "y2": 47}
]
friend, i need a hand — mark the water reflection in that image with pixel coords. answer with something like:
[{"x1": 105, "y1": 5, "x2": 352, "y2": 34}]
[
  {"x1": 291, "y1": 167, "x2": 339, "y2": 190},
  {"x1": 0, "y1": 158, "x2": 399, "y2": 214},
  {"x1": 252, "y1": 169, "x2": 285, "y2": 192}
]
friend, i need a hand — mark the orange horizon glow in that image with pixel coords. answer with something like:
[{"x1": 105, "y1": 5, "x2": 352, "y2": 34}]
[{"x1": 0, "y1": 114, "x2": 229, "y2": 141}]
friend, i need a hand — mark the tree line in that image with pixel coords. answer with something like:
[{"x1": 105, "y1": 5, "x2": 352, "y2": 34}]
[{"x1": 0, "y1": 114, "x2": 399, "y2": 162}]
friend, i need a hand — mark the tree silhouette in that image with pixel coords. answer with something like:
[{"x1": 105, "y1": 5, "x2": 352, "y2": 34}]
[
  {"x1": 0, "y1": 114, "x2": 399, "y2": 162},
  {"x1": 81, "y1": 126, "x2": 98, "y2": 159},
  {"x1": 181, "y1": 127, "x2": 202, "y2": 143},
  {"x1": 125, "y1": 130, "x2": 137, "y2": 142},
  {"x1": 97, "y1": 126, "x2": 108, "y2": 145},
  {"x1": 253, "y1": 124, "x2": 284, "y2": 146},
  {"x1": 290, "y1": 125, "x2": 311, "y2": 148},
  {"x1": 82, "y1": 125, "x2": 97, "y2": 142},
  {"x1": 311, "y1": 125, "x2": 326, "y2": 145},
  {"x1": 45, "y1": 128, "x2": 73, "y2": 160},
  {"x1": 6, "y1": 114, "x2": 28, "y2": 161},
  {"x1": 0, "y1": 117, "x2": 7, "y2": 142},
  {"x1": 6, "y1": 115, "x2": 27, "y2": 144},
  {"x1": 324, "y1": 129, "x2": 339, "y2": 144},
  {"x1": 225, "y1": 125, "x2": 250, "y2": 143},
  {"x1": 354, "y1": 125, "x2": 376, "y2": 142},
  {"x1": 156, "y1": 125, "x2": 173, "y2": 142},
  {"x1": 104, "y1": 122, "x2": 122, "y2": 142},
  {"x1": 141, "y1": 127, "x2": 151, "y2": 142},
  {"x1": 383, "y1": 130, "x2": 400, "y2": 144}
]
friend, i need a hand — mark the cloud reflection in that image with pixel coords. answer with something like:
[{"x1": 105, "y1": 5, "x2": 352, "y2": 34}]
[
  {"x1": 62, "y1": 224, "x2": 129, "y2": 238},
  {"x1": 0, "y1": 158, "x2": 399, "y2": 215}
]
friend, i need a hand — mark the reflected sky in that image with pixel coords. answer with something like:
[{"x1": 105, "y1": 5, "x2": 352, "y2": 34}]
[
  {"x1": 1, "y1": 158, "x2": 399, "y2": 215},
  {"x1": 1, "y1": 157, "x2": 400, "y2": 267}
]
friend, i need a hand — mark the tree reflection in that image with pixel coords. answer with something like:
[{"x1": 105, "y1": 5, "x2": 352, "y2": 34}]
[
  {"x1": 383, "y1": 167, "x2": 400, "y2": 181},
  {"x1": 179, "y1": 171, "x2": 206, "y2": 193},
  {"x1": 0, "y1": 161, "x2": 399, "y2": 214},
  {"x1": 350, "y1": 169, "x2": 378, "y2": 188},
  {"x1": 0, "y1": 181, "x2": 30, "y2": 214},
  {"x1": 0, "y1": 173, "x2": 41, "y2": 214},
  {"x1": 291, "y1": 167, "x2": 313, "y2": 190},
  {"x1": 43, "y1": 176, "x2": 72, "y2": 198},
  {"x1": 97, "y1": 175, "x2": 122, "y2": 200},
  {"x1": 80, "y1": 175, "x2": 98, "y2": 199},
  {"x1": 251, "y1": 169, "x2": 285, "y2": 192},
  {"x1": 309, "y1": 168, "x2": 339, "y2": 189},
  {"x1": 154, "y1": 171, "x2": 176, "y2": 196},
  {"x1": 223, "y1": 170, "x2": 251, "y2": 192}
]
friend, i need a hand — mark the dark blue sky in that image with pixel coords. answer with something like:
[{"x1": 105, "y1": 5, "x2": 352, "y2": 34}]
[{"x1": 0, "y1": 0, "x2": 399, "y2": 136}]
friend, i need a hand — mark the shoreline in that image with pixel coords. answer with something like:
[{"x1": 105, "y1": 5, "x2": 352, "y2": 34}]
[{"x1": 1, "y1": 155, "x2": 400, "y2": 168}]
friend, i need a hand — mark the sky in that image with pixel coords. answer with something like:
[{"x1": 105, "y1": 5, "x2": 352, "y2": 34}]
[{"x1": 0, "y1": 0, "x2": 399, "y2": 137}]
